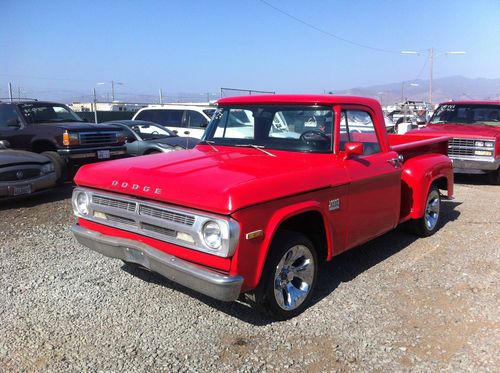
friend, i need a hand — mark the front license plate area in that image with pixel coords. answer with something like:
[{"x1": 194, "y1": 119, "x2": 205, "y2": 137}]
[
  {"x1": 10, "y1": 184, "x2": 32, "y2": 196},
  {"x1": 124, "y1": 247, "x2": 148, "y2": 267},
  {"x1": 97, "y1": 150, "x2": 110, "y2": 159}
]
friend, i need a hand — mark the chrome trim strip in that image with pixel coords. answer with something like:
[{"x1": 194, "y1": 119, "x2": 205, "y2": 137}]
[{"x1": 71, "y1": 224, "x2": 243, "y2": 302}]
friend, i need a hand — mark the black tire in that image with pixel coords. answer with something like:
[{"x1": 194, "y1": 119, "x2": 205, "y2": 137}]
[
  {"x1": 255, "y1": 230, "x2": 318, "y2": 320},
  {"x1": 408, "y1": 186, "x2": 441, "y2": 237},
  {"x1": 41, "y1": 151, "x2": 67, "y2": 184},
  {"x1": 487, "y1": 169, "x2": 500, "y2": 185}
]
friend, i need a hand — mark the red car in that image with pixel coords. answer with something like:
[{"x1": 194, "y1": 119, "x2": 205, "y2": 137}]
[
  {"x1": 71, "y1": 95, "x2": 453, "y2": 319},
  {"x1": 410, "y1": 101, "x2": 500, "y2": 184}
]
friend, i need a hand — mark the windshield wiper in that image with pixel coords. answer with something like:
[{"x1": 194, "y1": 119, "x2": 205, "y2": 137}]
[
  {"x1": 235, "y1": 144, "x2": 276, "y2": 157},
  {"x1": 198, "y1": 140, "x2": 219, "y2": 152}
]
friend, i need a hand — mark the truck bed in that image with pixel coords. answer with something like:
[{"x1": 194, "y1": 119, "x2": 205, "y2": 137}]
[{"x1": 388, "y1": 134, "x2": 449, "y2": 161}]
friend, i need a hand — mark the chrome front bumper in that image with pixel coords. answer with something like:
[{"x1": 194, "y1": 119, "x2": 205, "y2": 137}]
[
  {"x1": 71, "y1": 224, "x2": 243, "y2": 302},
  {"x1": 451, "y1": 157, "x2": 500, "y2": 173}
]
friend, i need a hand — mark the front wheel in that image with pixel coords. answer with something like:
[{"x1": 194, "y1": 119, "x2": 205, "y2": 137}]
[
  {"x1": 409, "y1": 186, "x2": 441, "y2": 237},
  {"x1": 256, "y1": 231, "x2": 318, "y2": 320}
]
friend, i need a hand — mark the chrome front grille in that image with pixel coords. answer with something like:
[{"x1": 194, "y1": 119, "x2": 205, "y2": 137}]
[
  {"x1": 139, "y1": 205, "x2": 195, "y2": 226},
  {"x1": 448, "y1": 138, "x2": 495, "y2": 158},
  {"x1": 79, "y1": 132, "x2": 118, "y2": 145},
  {"x1": 92, "y1": 195, "x2": 136, "y2": 212}
]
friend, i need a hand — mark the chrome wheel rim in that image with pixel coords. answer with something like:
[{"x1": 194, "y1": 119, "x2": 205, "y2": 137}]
[
  {"x1": 425, "y1": 190, "x2": 440, "y2": 231},
  {"x1": 273, "y1": 245, "x2": 315, "y2": 311}
]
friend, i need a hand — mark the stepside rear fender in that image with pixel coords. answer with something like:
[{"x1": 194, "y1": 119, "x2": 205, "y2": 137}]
[{"x1": 400, "y1": 153, "x2": 453, "y2": 221}]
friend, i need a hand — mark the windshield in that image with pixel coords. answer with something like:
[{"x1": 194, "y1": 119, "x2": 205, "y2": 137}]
[
  {"x1": 430, "y1": 104, "x2": 500, "y2": 126},
  {"x1": 19, "y1": 103, "x2": 83, "y2": 123},
  {"x1": 129, "y1": 123, "x2": 174, "y2": 140},
  {"x1": 203, "y1": 105, "x2": 334, "y2": 153}
]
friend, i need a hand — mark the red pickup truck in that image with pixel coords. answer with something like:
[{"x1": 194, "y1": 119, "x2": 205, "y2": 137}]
[
  {"x1": 71, "y1": 95, "x2": 453, "y2": 319},
  {"x1": 409, "y1": 101, "x2": 500, "y2": 184}
]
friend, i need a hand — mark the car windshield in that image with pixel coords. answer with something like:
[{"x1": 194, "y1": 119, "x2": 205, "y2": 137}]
[
  {"x1": 203, "y1": 105, "x2": 334, "y2": 153},
  {"x1": 129, "y1": 123, "x2": 174, "y2": 140},
  {"x1": 19, "y1": 103, "x2": 84, "y2": 123},
  {"x1": 430, "y1": 104, "x2": 500, "y2": 126}
]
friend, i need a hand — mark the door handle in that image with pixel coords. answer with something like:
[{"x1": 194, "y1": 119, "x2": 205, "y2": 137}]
[{"x1": 387, "y1": 155, "x2": 404, "y2": 168}]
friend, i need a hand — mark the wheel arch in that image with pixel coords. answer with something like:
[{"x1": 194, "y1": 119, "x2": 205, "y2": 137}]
[
  {"x1": 401, "y1": 153, "x2": 453, "y2": 220},
  {"x1": 248, "y1": 201, "x2": 333, "y2": 290},
  {"x1": 31, "y1": 138, "x2": 58, "y2": 153}
]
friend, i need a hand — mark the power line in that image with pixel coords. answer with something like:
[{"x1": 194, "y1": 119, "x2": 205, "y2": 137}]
[{"x1": 257, "y1": 0, "x2": 400, "y2": 54}]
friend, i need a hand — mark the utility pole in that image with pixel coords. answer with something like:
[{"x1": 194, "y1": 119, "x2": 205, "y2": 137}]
[
  {"x1": 159, "y1": 89, "x2": 163, "y2": 104},
  {"x1": 111, "y1": 80, "x2": 115, "y2": 101},
  {"x1": 93, "y1": 88, "x2": 98, "y2": 123},
  {"x1": 429, "y1": 47, "x2": 434, "y2": 104},
  {"x1": 8, "y1": 82, "x2": 13, "y2": 102},
  {"x1": 17, "y1": 86, "x2": 21, "y2": 100}
]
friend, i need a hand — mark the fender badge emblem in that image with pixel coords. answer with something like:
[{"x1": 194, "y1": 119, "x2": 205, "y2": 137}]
[{"x1": 329, "y1": 199, "x2": 340, "y2": 211}]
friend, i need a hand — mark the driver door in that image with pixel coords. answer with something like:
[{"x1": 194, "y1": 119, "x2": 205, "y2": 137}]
[{"x1": 340, "y1": 107, "x2": 402, "y2": 250}]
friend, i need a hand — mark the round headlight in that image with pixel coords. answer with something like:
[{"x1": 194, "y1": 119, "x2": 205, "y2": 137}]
[
  {"x1": 202, "y1": 221, "x2": 222, "y2": 249},
  {"x1": 75, "y1": 192, "x2": 89, "y2": 215}
]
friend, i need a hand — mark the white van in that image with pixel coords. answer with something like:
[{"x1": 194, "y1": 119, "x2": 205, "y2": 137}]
[{"x1": 132, "y1": 104, "x2": 216, "y2": 138}]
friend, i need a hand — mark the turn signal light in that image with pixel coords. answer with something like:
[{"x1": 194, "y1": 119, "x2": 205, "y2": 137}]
[{"x1": 63, "y1": 132, "x2": 80, "y2": 145}]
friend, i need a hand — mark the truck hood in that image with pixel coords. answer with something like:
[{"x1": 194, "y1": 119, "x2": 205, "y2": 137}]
[
  {"x1": 412, "y1": 123, "x2": 500, "y2": 139},
  {"x1": 39, "y1": 122, "x2": 121, "y2": 131},
  {"x1": 74, "y1": 146, "x2": 340, "y2": 215}
]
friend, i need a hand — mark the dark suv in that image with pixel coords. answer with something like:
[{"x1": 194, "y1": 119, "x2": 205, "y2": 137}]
[{"x1": 0, "y1": 100, "x2": 127, "y2": 182}]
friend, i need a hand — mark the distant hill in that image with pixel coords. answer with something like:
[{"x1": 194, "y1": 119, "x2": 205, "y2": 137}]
[{"x1": 332, "y1": 76, "x2": 500, "y2": 105}]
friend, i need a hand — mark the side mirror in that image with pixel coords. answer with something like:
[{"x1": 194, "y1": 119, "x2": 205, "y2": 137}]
[
  {"x1": 344, "y1": 142, "x2": 364, "y2": 158},
  {"x1": 0, "y1": 140, "x2": 11, "y2": 149}
]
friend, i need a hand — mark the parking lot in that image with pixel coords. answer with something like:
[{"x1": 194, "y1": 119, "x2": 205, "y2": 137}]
[{"x1": 0, "y1": 176, "x2": 498, "y2": 372}]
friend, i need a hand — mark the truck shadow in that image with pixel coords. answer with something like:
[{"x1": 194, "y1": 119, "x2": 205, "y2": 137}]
[
  {"x1": 121, "y1": 199, "x2": 461, "y2": 326},
  {"x1": 454, "y1": 173, "x2": 492, "y2": 185},
  {"x1": 0, "y1": 182, "x2": 74, "y2": 211}
]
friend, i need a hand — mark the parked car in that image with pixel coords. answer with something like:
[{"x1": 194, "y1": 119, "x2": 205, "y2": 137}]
[
  {"x1": 409, "y1": 101, "x2": 500, "y2": 184},
  {"x1": 0, "y1": 140, "x2": 57, "y2": 198},
  {"x1": 0, "y1": 100, "x2": 128, "y2": 182},
  {"x1": 132, "y1": 104, "x2": 215, "y2": 139},
  {"x1": 71, "y1": 95, "x2": 453, "y2": 319},
  {"x1": 104, "y1": 120, "x2": 199, "y2": 155}
]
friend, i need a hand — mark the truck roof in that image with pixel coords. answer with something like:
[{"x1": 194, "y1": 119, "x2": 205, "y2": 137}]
[
  {"x1": 437, "y1": 100, "x2": 500, "y2": 105},
  {"x1": 217, "y1": 94, "x2": 380, "y2": 107}
]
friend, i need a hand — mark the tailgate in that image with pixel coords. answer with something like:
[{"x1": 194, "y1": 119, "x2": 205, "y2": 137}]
[{"x1": 388, "y1": 134, "x2": 450, "y2": 161}]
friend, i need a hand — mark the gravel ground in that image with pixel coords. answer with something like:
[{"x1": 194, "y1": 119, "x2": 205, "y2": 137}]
[{"x1": 1, "y1": 176, "x2": 499, "y2": 372}]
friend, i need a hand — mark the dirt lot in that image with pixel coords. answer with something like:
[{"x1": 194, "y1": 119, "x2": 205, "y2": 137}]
[{"x1": 0, "y1": 176, "x2": 498, "y2": 372}]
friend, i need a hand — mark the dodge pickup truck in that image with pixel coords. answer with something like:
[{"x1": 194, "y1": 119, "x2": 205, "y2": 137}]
[
  {"x1": 71, "y1": 95, "x2": 453, "y2": 319},
  {"x1": 409, "y1": 101, "x2": 500, "y2": 184},
  {"x1": 0, "y1": 100, "x2": 127, "y2": 182}
]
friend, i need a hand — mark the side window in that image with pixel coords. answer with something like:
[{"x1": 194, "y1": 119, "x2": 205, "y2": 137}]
[
  {"x1": 167, "y1": 110, "x2": 185, "y2": 127},
  {"x1": 0, "y1": 105, "x2": 22, "y2": 129},
  {"x1": 340, "y1": 110, "x2": 380, "y2": 155},
  {"x1": 187, "y1": 111, "x2": 207, "y2": 128},
  {"x1": 135, "y1": 110, "x2": 157, "y2": 123}
]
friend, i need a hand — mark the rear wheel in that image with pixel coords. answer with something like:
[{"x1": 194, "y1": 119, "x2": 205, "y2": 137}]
[
  {"x1": 41, "y1": 151, "x2": 67, "y2": 184},
  {"x1": 256, "y1": 231, "x2": 318, "y2": 320},
  {"x1": 409, "y1": 186, "x2": 441, "y2": 237}
]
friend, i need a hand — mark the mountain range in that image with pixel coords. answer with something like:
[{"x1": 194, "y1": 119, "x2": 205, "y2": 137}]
[{"x1": 331, "y1": 76, "x2": 500, "y2": 105}]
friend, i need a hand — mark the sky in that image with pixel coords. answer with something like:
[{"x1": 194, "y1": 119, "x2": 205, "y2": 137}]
[{"x1": 1, "y1": 0, "x2": 499, "y2": 102}]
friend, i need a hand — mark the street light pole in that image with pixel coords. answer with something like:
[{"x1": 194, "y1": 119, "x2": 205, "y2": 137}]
[{"x1": 401, "y1": 48, "x2": 465, "y2": 104}]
